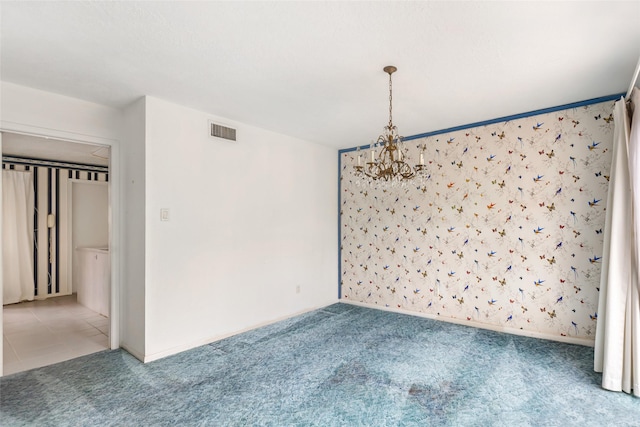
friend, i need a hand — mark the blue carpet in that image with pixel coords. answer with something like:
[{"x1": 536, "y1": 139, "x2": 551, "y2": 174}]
[{"x1": 1, "y1": 303, "x2": 639, "y2": 426}]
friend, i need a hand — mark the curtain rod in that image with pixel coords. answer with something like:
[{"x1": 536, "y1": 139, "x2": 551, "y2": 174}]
[
  {"x1": 2, "y1": 155, "x2": 109, "y2": 173},
  {"x1": 626, "y1": 56, "x2": 640, "y2": 100}
]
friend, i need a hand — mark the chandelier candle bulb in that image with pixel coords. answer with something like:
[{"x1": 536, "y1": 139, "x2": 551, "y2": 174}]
[{"x1": 420, "y1": 152, "x2": 424, "y2": 165}]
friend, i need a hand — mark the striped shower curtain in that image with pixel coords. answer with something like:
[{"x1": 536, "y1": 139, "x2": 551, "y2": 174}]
[{"x1": 594, "y1": 88, "x2": 640, "y2": 397}]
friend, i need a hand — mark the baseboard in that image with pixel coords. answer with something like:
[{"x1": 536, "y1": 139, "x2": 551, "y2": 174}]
[
  {"x1": 341, "y1": 300, "x2": 595, "y2": 347},
  {"x1": 142, "y1": 303, "x2": 337, "y2": 363}
]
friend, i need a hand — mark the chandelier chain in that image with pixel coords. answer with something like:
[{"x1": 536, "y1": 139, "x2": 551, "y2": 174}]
[{"x1": 388, "y1": 72, "x2": 393, "y2": 129}]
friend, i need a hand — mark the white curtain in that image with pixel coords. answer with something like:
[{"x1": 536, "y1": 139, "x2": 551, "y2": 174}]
[
  {"x1": 2, "y1": 169, "x2": 35, "y2": 305},
  {"x1": 594, "y1": 88, "x2": 640, "y2": 396}
]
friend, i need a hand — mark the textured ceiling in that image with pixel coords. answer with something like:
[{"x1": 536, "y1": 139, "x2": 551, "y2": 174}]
[{"x1": 1, "y1": 1, "x2": 639, "y2": 150}]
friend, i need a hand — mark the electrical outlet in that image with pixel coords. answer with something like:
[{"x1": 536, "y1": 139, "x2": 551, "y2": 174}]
[
  {"x1": 296, "y1": 285, "x2": 301, "y2": 294},
  {"x1": 160, "y1": 208, "x2": 170, "y2": 221}
]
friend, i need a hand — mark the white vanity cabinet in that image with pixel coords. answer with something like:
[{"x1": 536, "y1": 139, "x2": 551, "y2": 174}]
[{"x1": 75, "y1": 247, "x2": 110, "y2": 317}]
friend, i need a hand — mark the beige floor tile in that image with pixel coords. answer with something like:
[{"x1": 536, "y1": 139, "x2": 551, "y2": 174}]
[
  {"x1": 3, "y1": 308, "x2": 39, "y2": 325},
  {"x1": 3, "y1": 360, "x2": 27, "y2": 376},
  {"x1": 3, "y1": 341, "x2": 20, "y2": 364},
  {"x1": 46, "y1": 318, "x2": 97, "y2": 333},
  {"x1": 86, "y1": 333, "x2": 109, "y2": 347},
  {"x1": 20, "y1": 349, "x2": 79, "y2": 371},
  {"x1": 3, "y1": 320, "x2": 45, "y2": 335},
  {"x1": 77, "y1": 327, "x2": 104, "y2": 337},
  {"x1": 86, "y1": 316, "x2": 109, "y2": 326},
  {"x1": 69, "y1": 339, "x2": 108, "y2": 354},
  {"x1": 3, "y1": 294, "x2": 109, "y2": 375},
  {"x1": 7, "y1": 332, "x2": 64, "y2": 355}
]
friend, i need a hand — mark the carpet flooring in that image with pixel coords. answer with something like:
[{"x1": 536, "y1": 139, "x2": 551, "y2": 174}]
[{"x1": 1, "y1": 303, "x2": 639, "y2": 426}]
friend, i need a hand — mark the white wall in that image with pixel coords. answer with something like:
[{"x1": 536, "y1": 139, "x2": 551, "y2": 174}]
[
  {"x1": 1, "y1": 82, "x2": 121, "y2": 141},
  {"x1": 1, "y1": 82, "x2": 339, "y2": 367},
  {"x1": 72, "y1": 182, "x2": 109, "y2": 249},
  {"x1": 143, "y1": 97, "x2": 338, "y2": 360},
  {"x1": 120, "y1": 97, "x2": 146, "y2": 359},
  {"x1": 71, "y1": 181, "x2": 109, "y2": 293},
  {"x1": 0, "y1": 131, "x2": 3, "y2": 376}
]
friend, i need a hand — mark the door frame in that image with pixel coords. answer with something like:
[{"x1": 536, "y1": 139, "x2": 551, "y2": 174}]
[{"x1": 0, "y1": 125, "x2": 121, "y2": 376}]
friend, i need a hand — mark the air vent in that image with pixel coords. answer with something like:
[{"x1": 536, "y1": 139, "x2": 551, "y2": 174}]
[{"x1": 209, "y1": 121, "x2": 237, "y2": 141}]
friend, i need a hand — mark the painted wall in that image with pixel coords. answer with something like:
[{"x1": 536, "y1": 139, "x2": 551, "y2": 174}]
[
  {"x1": 72, "y1": 181, "x2": 109, "y2": 293},
  {"x1": 143, "y1": 97, "x2": 338, "y2": 360},
  {"x1": 1, "y1": 82, "x2": 339, "y2": 366},
  {"x1": 72, "y1": 181, "x2": 109, "y2": 250},
  {"x1": 121, "y1": 97, "x2": 146, "y2": 359},
  {"x1": 340, "y1": 100, "x2": 616, "y2": 343},
  {"x1": 1, "y1": 82, "x2": 122, "y2": 141},
  {"x1": 0, "y1": 133, "x2": 4, "y2": 375}
]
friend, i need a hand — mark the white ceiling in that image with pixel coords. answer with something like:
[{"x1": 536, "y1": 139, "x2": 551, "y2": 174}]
[{"x1": 1, "y1": 1, "x2": 639, "y2": 151}]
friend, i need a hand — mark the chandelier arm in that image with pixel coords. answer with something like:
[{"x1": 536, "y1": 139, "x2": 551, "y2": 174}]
[{"x1": 364, "y1": 162, "x2": 381, "y2": 180}]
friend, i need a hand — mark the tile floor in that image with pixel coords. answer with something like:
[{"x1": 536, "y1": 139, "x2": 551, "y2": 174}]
[{"x1": 3, "y1": 294, "x2": 109, "y2": 376}]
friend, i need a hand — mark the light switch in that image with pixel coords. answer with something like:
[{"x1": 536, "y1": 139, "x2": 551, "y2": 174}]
[{"x1": 160, "y1": 208, "x2": 170, "y2": 221}]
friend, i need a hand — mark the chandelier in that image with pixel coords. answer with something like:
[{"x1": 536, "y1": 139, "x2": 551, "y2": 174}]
[{"x1": 355, "y1": 66, "x2": 426, "y2": 181}]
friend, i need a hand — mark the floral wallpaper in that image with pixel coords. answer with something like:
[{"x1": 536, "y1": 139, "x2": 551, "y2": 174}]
[{"x1": 340, "y1": 100, "x2": 616, "y2": 341}]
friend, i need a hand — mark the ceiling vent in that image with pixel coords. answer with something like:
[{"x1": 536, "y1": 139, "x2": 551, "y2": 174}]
[{"x1": 209, "y1": 121, "x2": 237, "y2": 142}]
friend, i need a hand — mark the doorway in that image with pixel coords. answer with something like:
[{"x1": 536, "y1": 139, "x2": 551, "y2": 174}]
[{"x1": 1, "y1": 132, "x2": 116, "y2": 375}]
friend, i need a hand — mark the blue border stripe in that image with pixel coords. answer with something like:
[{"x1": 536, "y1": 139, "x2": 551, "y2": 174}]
[
  {"x1": 336, "y1": 93, "x2": 622, "y2": 299},
  {"x1": 337, "y1": 153, "x2": 342, "y2": 299},
  {"x1": 338, "y1": 93, "x2": 624, "y2": 154}
]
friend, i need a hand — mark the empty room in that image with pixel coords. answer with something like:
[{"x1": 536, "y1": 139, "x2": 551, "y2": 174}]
[{"x1": 1, "y1": 1, "x2": 639, "y2": 425}]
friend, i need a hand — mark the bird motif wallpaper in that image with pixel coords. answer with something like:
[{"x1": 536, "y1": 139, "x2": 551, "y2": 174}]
[{"x1": 340, "y1": 100, "x2": 616, "y2": 341}]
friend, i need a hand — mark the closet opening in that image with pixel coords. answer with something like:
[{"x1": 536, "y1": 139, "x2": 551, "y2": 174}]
[{"x1": 2, "y1": 132, "x2": 113, "y2": 375}]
